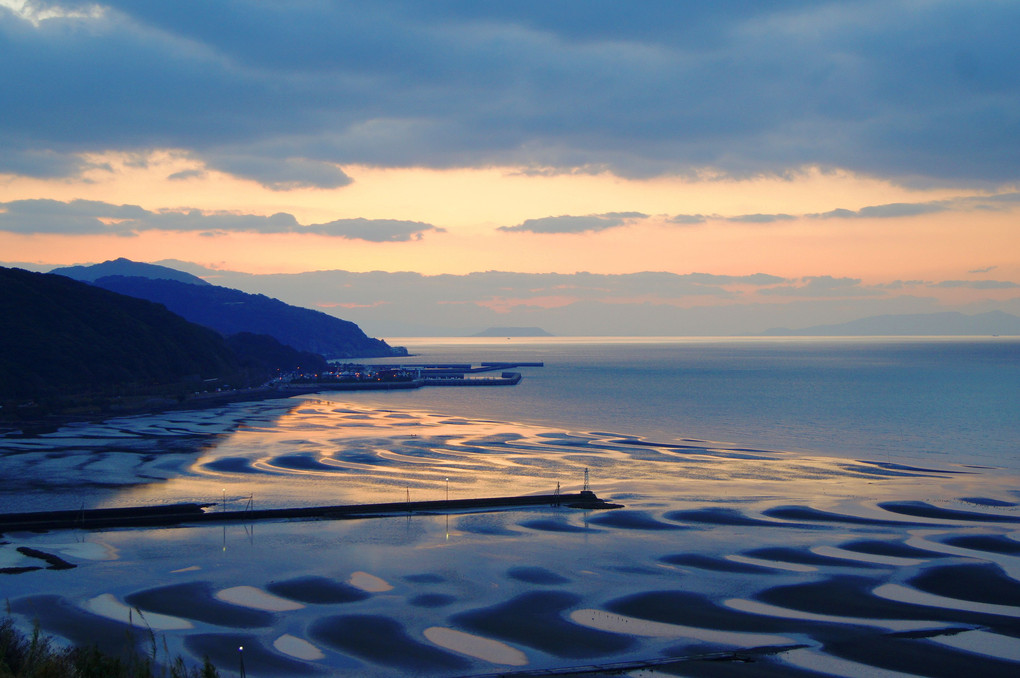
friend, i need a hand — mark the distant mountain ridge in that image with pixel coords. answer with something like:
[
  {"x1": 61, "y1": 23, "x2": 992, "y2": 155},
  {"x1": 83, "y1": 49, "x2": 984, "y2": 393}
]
[
  {"x1": 763, "y1": 311, "x2": 1020, "y2": 336},
  {"x1": 52, "y1": 258, "x2": 210, "y2": 286},
  {"x1": 54, "y1": 260, "x2": 406, "y2": 358},
  {"x1": 0, "y1": 267, "x2": 241, "y2": 401}
]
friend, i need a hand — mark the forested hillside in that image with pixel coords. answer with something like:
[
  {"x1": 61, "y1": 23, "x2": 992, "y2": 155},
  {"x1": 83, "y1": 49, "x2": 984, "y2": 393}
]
[
  {"x1": 51, "y1": 259, "x2": 404, "y2": 358},
  {"x1": 0, "y1": 267, "x2": 245, "y2": 402}
]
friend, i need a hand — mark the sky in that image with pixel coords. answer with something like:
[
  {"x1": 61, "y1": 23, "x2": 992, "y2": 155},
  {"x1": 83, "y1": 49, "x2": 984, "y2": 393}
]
[{"x1": 1, "y1": 0, "x2": 1019, "y2": 335}]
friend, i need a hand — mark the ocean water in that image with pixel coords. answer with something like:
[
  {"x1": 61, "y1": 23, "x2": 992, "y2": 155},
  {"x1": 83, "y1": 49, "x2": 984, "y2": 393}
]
[
  {"x1": 3, "y1": 337, "x2": 1020, "y2": 677},
  {"x1": 364, "y1": 336, "x2": 1020, "y2": 470}
]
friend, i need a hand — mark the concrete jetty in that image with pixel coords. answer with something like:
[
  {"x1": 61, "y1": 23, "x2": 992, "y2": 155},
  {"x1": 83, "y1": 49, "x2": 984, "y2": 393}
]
[
  {"x1": 280, "y1": 360, "x2": 542, "y2": 391},
  {"x1": 0, "y1": 491, "x2": 621, "y2": 534}
]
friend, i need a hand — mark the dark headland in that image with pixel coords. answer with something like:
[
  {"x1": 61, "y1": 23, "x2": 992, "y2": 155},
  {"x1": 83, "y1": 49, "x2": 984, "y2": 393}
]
[{"x1": 0, "y1": 265, "x2": 407, "y2": 433}]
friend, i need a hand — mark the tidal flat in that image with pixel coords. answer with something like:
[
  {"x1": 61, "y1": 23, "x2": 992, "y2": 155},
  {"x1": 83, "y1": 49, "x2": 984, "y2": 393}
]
[{"x1": 2, "y1": 397, "x2": 1020, "y2": 677}]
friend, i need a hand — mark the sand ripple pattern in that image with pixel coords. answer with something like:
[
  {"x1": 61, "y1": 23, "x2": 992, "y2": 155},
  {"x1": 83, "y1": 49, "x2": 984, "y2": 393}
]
[{"x1": 4, "y1": 399, "x2": 1020, "y2": 676}]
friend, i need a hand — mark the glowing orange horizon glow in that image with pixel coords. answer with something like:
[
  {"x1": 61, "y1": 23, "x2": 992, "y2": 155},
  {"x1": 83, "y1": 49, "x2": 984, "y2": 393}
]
[{"x1": 0, "y1": 152, "x2": 1017, "y2": 311}]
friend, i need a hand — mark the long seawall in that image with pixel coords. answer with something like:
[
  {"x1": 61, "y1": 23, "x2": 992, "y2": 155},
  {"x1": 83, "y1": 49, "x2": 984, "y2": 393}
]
[{"x1": 0, "y1": 491, "x2": 620, "y2": 533}]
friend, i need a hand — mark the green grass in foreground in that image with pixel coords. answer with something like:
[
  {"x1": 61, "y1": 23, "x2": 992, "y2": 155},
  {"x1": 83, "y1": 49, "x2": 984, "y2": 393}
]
[{"x1": 0, "y1": 617, "x2": 218, "y2": 678}]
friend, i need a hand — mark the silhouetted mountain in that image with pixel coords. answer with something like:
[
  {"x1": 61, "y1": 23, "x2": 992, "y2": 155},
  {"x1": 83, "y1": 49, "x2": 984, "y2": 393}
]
[
  {"x1": 54, "y1": 260, "x2": 405, "y2": 358},
  {"x1": 0, "y1": 267, "x2": 242, "y2": 401},
  {"x1": 52, "y1": 257, "x2": 210, "y2": 286},
  {"x1": 227, "y1": 332, "x2": 329, "y2": 374},
  {"x1": 87, "y1": 275, "x2": 404, "y2": 358},
  {"x1": 762, "y1": 311, "x2": 1020, "y2": 336}
]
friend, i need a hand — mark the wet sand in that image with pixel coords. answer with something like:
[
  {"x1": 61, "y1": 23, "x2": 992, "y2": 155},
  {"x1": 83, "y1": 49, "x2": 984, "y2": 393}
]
[
  {"x1": 452, "y1": 591, "x2": 638, "y2": 658},
  {"x1": 266, "y1": 576, "x2": 372, "y2": 604},
  {"x1": 124, "y1": 582, "x2": 277, "y2": 628},
  {"x1": 3, "y1": 398, "x2": 1020, "y2": 676},
  {"x1": 310, "y1": 614, "x2": 471, "y2": 672}
]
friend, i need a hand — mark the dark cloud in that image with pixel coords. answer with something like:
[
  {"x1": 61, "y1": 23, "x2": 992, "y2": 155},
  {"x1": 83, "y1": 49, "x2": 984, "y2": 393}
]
[
  {"x1": 875, "y1": 280, "x2": 928, "y2": 290},
  {"x1": 760, "y1": 276, "x2": 882, "y2": 297},
  {"x1": 201, "y1": 154, "x2": 353, "y2": 191},
  {"x1": 976, "y1": 192, "x2": 1020, "y2": 204},
  {"x1": 499, "y1": 212, "x2": 647, "y2": 234},
  {"x1": 813, "y1": 202, "x2": 948, "y2": 219},
  {"x1": 0, "y1": 198, "x2": 147, "y2": 234},
  {"x1": 667, "y1": 214, "x2": 707, "y2": 225},
  {"x1": 167, "y1": 168, "x2": 206, "y2": 181},
  {"x1": 968, "y1": 266, "x2": 997, "y2": 274},
  {"x1": 0, "y1": 149, "x2": 102, "y2": 178},
  {"x1": 688, "y1": 273, "x2": 787, "y2": 286},
  {"x1": 0, "y1": 199, "x2": 441, "y2": 241},
  {"x1": 305, "y1": 218, "x2": 444, "y2": 242},
  {"x1": 2, "y1": 1, "x2": 1019, "y2": 186},
  {"x1": 931, "y1": 280, "x2": 1020, "y2": 290},
  {"x1": 727, "y1": 213, "x2": 796, "y2": 224},
  {"x1": 808, "y1": 191, "x2": 1020, "y2": 220}
]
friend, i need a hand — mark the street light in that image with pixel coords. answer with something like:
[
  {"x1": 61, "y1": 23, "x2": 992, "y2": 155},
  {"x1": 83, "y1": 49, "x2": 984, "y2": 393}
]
[
  {"x1": 445, "y1": 477, "x2": 449, "y2": 503},
  {"x1": 238, "y1": 646, "x2": 246, "y2": 678}
]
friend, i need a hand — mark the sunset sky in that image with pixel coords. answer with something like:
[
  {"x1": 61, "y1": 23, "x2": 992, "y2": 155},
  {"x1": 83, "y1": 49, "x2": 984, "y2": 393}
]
[{"x1": 2, "y1": 1, "x2": 1018, "y2": 334}]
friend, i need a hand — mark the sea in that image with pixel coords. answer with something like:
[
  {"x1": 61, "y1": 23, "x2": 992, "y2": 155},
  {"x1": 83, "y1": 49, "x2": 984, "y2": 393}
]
[
  {"x1": 2, "y1": 336, "x2": 1019, "y2": 677},
  {"x1": 364, "y1": 336, "x2": 1020, "y2": 469}
]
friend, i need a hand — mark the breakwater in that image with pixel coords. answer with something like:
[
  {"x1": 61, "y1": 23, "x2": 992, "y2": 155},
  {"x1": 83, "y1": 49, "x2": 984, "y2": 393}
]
[
  {"x1": 0, "y1": 491, "x2": 620, "y2": 533},
  {"x1": 281, "y1": 360, "x2": 543, "y2": 391}
]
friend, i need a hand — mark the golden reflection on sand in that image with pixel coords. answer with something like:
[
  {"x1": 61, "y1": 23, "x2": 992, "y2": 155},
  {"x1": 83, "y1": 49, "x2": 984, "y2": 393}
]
[
  {"x1": 273, "y1": 634, "x2": 325, "y2": 661},
  {"x1": 782, "y1": 647, "x2": 925, "y2": 678},
  {"x1": 809, "y1": 544, "x2": 925, "y2": 567},
  {"x1": 85, "y1": 594, "x2": 192, "y2": 630},
  {"x1": 873, "y1": 584, "x2": 1020, "y2": 617},
  {"x1": 111, "y1": 398, "x2": 1020, "y2": 516},
  {"x1": 723, "y1": 598, "x2": 943, "y2": 632},
  {"x1": 724, "y1": 554, "x2": 816, "y2": 573},
  {"x1": 932, "y1": 629, "x2": 1020, "y2": 662},
  {"x1": 215, "y1": 585, "x2": 304, "y2": 611},
  {"x1": 569, "y1": 609, "x2": 792, "y2": 647},
  {"x1": 423, "y1": 627, "x2": 528, "y2": 666},
  {"x1": 348, "y1": 571, "x2": 393, "y2": 592},
  {"x1": 903, "y1": 534, "x2": 1020, "y2": 581}
]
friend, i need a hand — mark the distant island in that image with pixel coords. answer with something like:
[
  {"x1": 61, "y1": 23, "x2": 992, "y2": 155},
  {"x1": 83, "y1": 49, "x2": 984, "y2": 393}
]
[{"x1": 472, "y1": 327, "x2": 554, "y2": 337}]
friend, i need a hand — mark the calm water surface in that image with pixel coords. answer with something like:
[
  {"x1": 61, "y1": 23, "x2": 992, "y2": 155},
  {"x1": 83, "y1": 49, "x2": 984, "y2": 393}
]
[
  {"x1": 4, "y1": 337, "x2": 1020, "y2": 677},
  {"x1": 365, "y1": 337, "x2": 1020, "y2": 470}
]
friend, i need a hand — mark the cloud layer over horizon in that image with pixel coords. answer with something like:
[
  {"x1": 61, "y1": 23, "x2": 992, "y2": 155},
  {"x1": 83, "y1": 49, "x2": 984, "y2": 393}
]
[
  {"x1": 3, "y1": 192, "x2": 1015, "y2": 239},
  {"x1": 19, "y1": 260, "x2": 1009, "y2": 336},
  {"x1": 3, "y1": 0, "x2": 1020, "y2": 188},
  {"x1": 0, "y1": 199, "x2": 444, "y2": 241}
]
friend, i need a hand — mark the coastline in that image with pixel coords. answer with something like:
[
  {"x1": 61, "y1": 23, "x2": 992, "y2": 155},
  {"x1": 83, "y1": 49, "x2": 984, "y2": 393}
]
[
  {"x1": 1, "y1": 384, "x2": 308, "y2": 437},
  {"x1": 2, "y1": 360, "x2": 538, "y2": 437},
  {"x1": 2, "y1": 341, "x2": 1018, "y2": 676}
]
